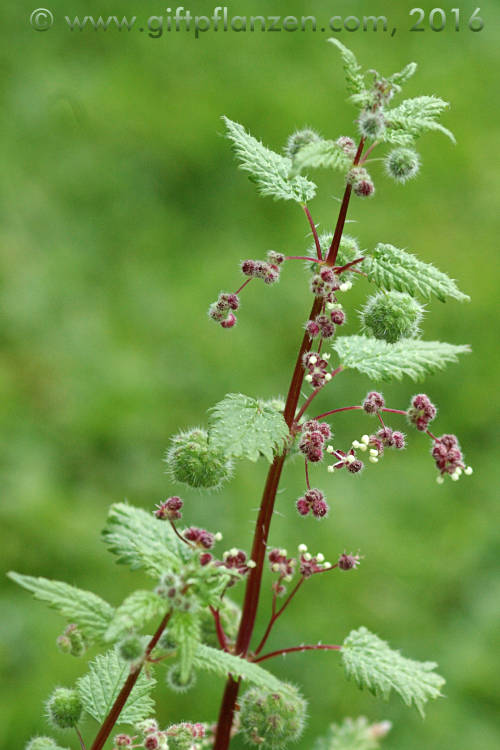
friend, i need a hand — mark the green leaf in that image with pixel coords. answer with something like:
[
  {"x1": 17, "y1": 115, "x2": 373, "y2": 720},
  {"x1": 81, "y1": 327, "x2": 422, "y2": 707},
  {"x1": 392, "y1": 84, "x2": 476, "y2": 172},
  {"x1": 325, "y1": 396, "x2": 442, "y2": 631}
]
[
  {"x1": 223, "y1": 117, "x2": 316, "y2": 203},
  {"x1": 328, "y1": 39, "x2": 366, "y2": 95},
  {"x1": 208, "y1": 393, "x2": 290, "y2": 463},
  {"x1": 102, "y1": 503, "x2": 181, "y2": 577},
  {"x1": 332, "y1": 335, "x2": 470, "y2": 381},
  {"x1": 105, "y1": 590, "x2": 168, "y2": 643},
  {"x1": 313, "y1": 716, "x2": 389, "y2": 750},
  {"x1": 77, "y1": 648, "x2": 156, "y2": 725},
  {"x1": 8, "y1": 572, "x2": 114, "y2": 643},
  {"x1": 341, "y1": 627, "x2": 445, "y2": 716},
  {"x1": 193, "y1": 643, "x2": 288, "y2": 692},
  {"x1": 363, "y1": 243, "x2": 469, "y2": 303},
  {"x1": 171, "y1": 611, "x2": 202, "y2": 683},
  {"x1": 290, "y1": 139, "x2": 351, "y2": 176},
  {"x1": 384, "y1": 96, "x2": 455, "y2": 144},
  {"x1": 389, "y1": 62, "x2": 418, "y2": 87}
]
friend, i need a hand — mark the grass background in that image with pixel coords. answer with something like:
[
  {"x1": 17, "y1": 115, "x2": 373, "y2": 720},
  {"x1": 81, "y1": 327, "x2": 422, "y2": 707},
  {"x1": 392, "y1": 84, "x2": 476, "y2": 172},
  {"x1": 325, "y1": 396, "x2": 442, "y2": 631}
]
[{"x1": 1, "y1": 1, "x2": 499, "y2": 748}]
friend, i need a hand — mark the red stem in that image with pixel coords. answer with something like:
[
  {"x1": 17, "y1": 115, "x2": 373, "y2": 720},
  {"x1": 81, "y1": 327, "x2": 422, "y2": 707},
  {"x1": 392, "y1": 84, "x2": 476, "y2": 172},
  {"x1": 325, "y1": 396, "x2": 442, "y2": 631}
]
[
  {"x1": 254, "y1": 643, "x2": 341, "y2": 664},
  {"x1": 254, "y1": 577, "x2": 305, "y2": 657},
  {"x1": 286, "y1": 255, "x2": 321, "y2": 262},
  {"x1": 294, "y1": 366, "x2": 344, "y2": 425},
  {"x1": 210, "y1": 606, "x2": 229, "y2": 651},
  {"x1": 235, "y1": 278, "x2": 253, "y2": 295},
  {"x1": 213, "y1": 139, "x2": 365, "y2": 750},
  {"x1": 303, "y1": 204, "x2": 323, "y2": 260},
  {"x1": 90, "y1": 611, "x2": 172, "y2": 750},
  {"x1": 304, "y1": 459, "x2": 311, "y2": 490}
]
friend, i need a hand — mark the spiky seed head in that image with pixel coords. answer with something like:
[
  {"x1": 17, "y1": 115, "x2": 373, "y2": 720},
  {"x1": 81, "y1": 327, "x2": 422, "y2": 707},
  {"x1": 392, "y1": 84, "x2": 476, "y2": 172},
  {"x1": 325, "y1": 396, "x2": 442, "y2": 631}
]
[
  {"x1": 119, "y1": 635, "x2": 145, "y2": 663},
  {"x1": 361, "y1": 290, "x2": 424, "y2": 343},
  {"x1": 166, "y1": 428, "x2": 232, "y2": 490},
  {"x1": 392, "y1": 431, "x2": 406, "y2": 449},
  {"x1": 114, "y1": 735, "x2": 133, "y2": 747},
  {"x1": 239, "y1": 685, "x2": 307, "y2": 748},
  {"x1": 346, "y1": 459, "x2": 364, "y2": 474},
  {"x1": 385, "y1": 147, "x2": 420, "y2": 183},
  {"x1": 330, "y1": 309, "x2": 346, "y2": 325},
  {"x1": 166, "y1": 723, "x2": 196, "y2": 750},
  {"x1": 354, "y1": 178, "x2": 375, "y2": 198},
  {"x1": 26, "y1": 739, "x2": 61, "y2": 750},
  {"x1": 338, "y1": 552, "x2": 361, "y2": 570},
  {"x1": 46, "y1": 687, "x2": 83, "y2": 729},
  {"x1": 284, "y1": 128, "x2": 321, "y2": 158},
  {"x1": 166, "y1": 664, "x2": 197, "y2": 693},
  {"x1": 358, "y1": 109, "x2": 386, "y2": 139},
  {"x1": 220, "y1": 312, "x2": 237, "y2": 328}
]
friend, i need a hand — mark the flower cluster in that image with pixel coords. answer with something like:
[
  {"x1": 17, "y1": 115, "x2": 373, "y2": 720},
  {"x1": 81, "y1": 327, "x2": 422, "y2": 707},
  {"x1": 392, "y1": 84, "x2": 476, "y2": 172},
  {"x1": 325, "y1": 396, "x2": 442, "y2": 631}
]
[
  {"x1": 432, "y1": 434, "x2": 472, "y2": 482},
  {"x1": 208, "y1": 292, "x2": 240, "y2": 329},
  {"x1": 154, "y1": 496, "x2": 183, "y2": 522},
  {"x1": 298, "y1": 545, "x2": 331, "y2": 578},
  {"x1": 362, "y1": 390, "x2": 385, "y2": 415},
  {"x1": 326, "y1": 446, "x2": 364, "y2": 474},
  {"x1": 219, "y1": 548, "x2": 254, "y2": 576},
  {"x1": 347, "y1": 166, "x2": 375, "y2": 197},
  {"x1": 302, "y1": 352, "x2": 332, "y2": 389},
  {"x1": 299, "y1": 419, "x2": 332, "y2": 462},
  {"x1": 335, "y1": 135, "x2": 357, "y2": 157},
  {"x1": 407, "y1": 393, "x2": 437, "y2": 432},
  {"x1": 296, "y1": 488, "x2": 329, "y2": 519},
  {"x1": 268, "y1": 548, "x2": 296, "y2": 595},
  {"x1": 184, "y1": 527, "x2": 221, "y2": 550},
  {"x1": 338, "y1": 552, "x2": 361, "y2": 571},
  {"x1": 241, "y1": 251, "x2": 285, "y2": 284}
]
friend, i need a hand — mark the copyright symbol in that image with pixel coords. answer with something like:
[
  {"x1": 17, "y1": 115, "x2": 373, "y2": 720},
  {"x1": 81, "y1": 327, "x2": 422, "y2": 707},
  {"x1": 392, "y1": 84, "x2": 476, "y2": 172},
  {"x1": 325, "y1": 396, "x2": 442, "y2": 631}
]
[{"x1": 30, "y1": 8, "x2": 54, "y2": 31}]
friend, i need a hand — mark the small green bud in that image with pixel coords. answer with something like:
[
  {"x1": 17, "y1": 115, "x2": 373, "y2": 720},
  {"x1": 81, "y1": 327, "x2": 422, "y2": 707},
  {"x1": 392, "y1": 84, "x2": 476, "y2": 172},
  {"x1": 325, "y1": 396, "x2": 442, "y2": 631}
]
[
  {"x1": 46, "y1": 687, "x2": 83, "y2": 729},
  {"x1": 57, "y1": 625, "x2": 86, "y2": 657},
  {"x1": 284, "y1": 128, "x2": 321, "y2": 158},
  {"x1": 361, "y1": 291, "x2": 424, "y2": 343},
  {"x1": 119, "y1": 635, "x2": 145, "y2": 663},
  {"x1": 166, "y1": 429, "x2": 232, "y2": 490},
  {"x1": 358, "y1": 109, "x2": 386, "y2": 139},
  {"x1": 26, "y1": 738, "x2": 68, "y2": 750},
  {"x1": 385, "y1": 147, "x2": 420, "y2": 183},
  {"x1": 166, "y1": 663, "x2": 197, "y2": 693},
  {"x1": 240, "y1": 684, "x2": 307, "y2": 748}
]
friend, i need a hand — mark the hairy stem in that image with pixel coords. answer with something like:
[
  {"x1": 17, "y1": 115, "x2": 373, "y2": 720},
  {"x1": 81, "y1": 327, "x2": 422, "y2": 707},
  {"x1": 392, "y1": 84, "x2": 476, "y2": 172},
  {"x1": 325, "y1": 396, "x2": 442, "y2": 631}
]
[
  {"x1": 213, "y1": 141, "x2": 365, "y2": 750},
  {"x1": 90, "y1": 611, "x2": 172, "y2": 750},
  {"x1": 253, "y1": 643, "x2": 341, "y2": 664},
  {"x1": 303, "y1": 204, "x2": 323, "y2": 260}
]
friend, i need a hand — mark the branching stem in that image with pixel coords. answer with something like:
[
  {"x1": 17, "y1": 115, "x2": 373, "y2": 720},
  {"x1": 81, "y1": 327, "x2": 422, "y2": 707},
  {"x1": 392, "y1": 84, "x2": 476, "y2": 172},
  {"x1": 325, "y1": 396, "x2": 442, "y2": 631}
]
[{"x1": 253, "y1": 643, "x2": 341, "y2": 664}]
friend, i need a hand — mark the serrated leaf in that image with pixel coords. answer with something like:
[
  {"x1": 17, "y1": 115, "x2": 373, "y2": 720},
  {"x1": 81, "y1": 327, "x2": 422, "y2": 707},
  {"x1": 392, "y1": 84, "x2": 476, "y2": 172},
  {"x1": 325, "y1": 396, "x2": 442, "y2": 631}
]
[
  {"x1": 341, "y1": 627, "x2": 445, "y2": 716},
  {"x1": 290, "y1": 139, "x2": 351, "y2": 176},
  {"x1": 313, "y1": 716, "x2": 387, "y2": 750},
  {"x1": 363, "y1": 244, "x2": 469, "y2": 302},
  {"x1": 223, "y1": 117, "x2": 316, "y2": 203},
  {"x1": 77, "y1": 649, "x2": 156, "y2": 725},
  {"x1": 171, "y1": 611, "x2": 202, "y2": 683},
  {"x1": 102, "y1": 503, "x2": 181, "y2": 577},
  {"x1": 105, "y1": 590, "x2": 168, "y2": 643},
  {"x1": 8, "y1": 572, "x2": 114, "y2": 643},
  {"x1": 328, "y1": 39, "x2": 366, "y2": 95},
  {"x1": 208, "y1": 393, "x2": 290, "y2": 463},
  {"x1": 384, "y1": 96, "x2": 455, "y2": 144},
  {"x1": 332, "y1": 336, "x2": 470, "y2": 382},
  {"x1": 193, "y1": 643, "x2": 288, "y2": 692}
]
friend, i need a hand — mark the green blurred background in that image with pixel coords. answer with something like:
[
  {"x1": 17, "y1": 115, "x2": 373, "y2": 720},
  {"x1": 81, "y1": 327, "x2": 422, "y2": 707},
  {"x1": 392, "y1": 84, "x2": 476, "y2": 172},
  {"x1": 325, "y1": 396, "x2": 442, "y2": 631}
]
[{"x1": 1, "y1": 1, "x2": 499, "y2": 748}]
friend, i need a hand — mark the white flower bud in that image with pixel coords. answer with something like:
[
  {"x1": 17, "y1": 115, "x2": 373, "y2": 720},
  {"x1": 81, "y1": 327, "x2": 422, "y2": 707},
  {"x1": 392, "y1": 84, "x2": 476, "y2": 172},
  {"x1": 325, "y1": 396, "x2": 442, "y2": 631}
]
[
  {"x1": 464, "y1": 466, "x2": 473, "y2": 475},
  {"x1": 436, "y1": 475, "x2": 445, "y2": 485},
  {"x1": 361, "y1": 434, "x2": 370, "y2": 444}
]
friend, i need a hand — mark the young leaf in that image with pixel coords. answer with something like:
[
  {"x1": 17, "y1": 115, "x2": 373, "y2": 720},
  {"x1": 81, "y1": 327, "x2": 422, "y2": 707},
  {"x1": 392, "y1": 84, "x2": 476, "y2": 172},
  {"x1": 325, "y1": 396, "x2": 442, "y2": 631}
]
[
  {"x1": 193, "y1": 643, "x2": 288, "y2": 692},
  {"x1": 332, "y1": 335, "x2": 470, "y2": 381},
  {"x1": 313, "y1": 716, "x2": 388, "y2": 750},
  {"x1": 171, "y1": 611, "x2": 202, "y2": 683},
  {"x1": 328, "y1": 39, "x2": 366, "y2": 95},
  {"x1": 208, "y1": 393, "x2": 290, "y2": 463},
  {"x1": 389, "y1": 62, "x2": 418, "y2": 87},
  {"x1": 363, "y1": 243, "x2": 469, "y2": 302},
  {"x1": 290, "y1": 139, "x2": 351, "y2": 176},
  {"x1": 384, "y1": 95, "x2": 455, "y2": 144},
  {"x1": 105, "y1": 590, "x2": 168, "y2": 643},
  {"x1": 8, "y1": 572, "x2": 114, "y2": 643},
  {"x1": 223, "y1": 117, "x2": 316, "y2": 203},
  {"x1": 102, "y1": 503, "x2": 181, "y2": 577},
  {"x1": 77, "y1": 648, "x2": 156, "y2": 724},
  {"x1": 341, "y1": 627, "x2": 445, "y2": 716}
]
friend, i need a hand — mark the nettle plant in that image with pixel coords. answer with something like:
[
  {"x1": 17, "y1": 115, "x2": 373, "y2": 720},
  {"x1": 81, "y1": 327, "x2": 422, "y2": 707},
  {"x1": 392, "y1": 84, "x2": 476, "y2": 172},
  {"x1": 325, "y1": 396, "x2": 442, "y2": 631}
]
[{"x1": 11, "y1": 41, "x2": 473, "y2": 750}]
